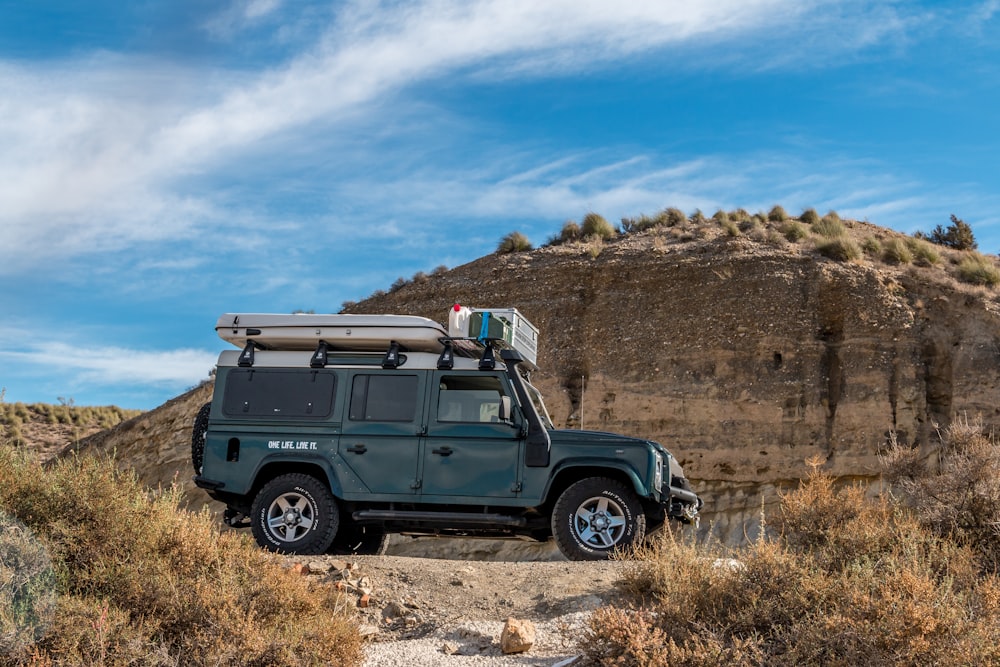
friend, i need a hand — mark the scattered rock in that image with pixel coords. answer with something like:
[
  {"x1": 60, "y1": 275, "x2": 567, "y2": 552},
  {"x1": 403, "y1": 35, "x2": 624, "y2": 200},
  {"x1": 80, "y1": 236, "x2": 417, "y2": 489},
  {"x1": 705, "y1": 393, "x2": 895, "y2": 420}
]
[
  {"x1": 442, "y1": 641, "x2": 459, "y2": 655},
  {"x1": 500, "y1": 617, "x2": 536, "y2": 654},
  {"x1": 357, "y1": 624, "x2": 379, "y2": 639},
  {"x1": 290, "y1": 562, "x2": 310, "y2": 576},
  {"x1": 307, "y1": 560, "x2": 330, "y2": 573},
  {"x1": 382, "y1": 601, "x2": 408, "y2": 621}
]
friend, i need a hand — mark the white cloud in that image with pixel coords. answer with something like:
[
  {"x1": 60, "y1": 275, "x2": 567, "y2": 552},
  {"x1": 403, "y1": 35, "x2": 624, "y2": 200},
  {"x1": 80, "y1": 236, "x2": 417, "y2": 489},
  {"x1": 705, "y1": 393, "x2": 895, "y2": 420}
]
[
  {"x1": 0, "y1": 342, "x2": 217, "y2": 388},
  {"x1": 0, "y1": 0, "x2": 929, "y2": 276}
]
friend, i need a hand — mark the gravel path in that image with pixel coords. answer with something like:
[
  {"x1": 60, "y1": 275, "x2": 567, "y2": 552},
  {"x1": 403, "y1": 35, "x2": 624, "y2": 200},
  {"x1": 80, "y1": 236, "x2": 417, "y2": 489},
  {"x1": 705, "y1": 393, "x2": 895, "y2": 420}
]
[{"x1": 285, "y1": 554, "x2": 631, "y2": 667}]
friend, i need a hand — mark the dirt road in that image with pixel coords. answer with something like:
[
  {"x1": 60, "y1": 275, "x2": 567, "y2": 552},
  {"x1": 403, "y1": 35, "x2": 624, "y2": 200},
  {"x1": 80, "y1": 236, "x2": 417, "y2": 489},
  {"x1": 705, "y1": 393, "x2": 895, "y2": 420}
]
[{"x1": 286, "y1": 554, "x2": 631, "y2": 667}]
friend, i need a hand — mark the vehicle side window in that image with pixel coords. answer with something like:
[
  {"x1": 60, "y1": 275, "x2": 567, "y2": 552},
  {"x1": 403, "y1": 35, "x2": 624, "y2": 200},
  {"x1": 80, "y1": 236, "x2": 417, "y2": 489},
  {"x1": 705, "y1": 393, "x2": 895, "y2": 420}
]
[
  {"x1": 222, "y1": 369, "x2": 335, "y2": 419},
  {"x1": 437, "y1": 375, "x2": 507, "y2": 423},
  {"x1": 349, "y1": 375, "x2": 418, "y2": 422}
]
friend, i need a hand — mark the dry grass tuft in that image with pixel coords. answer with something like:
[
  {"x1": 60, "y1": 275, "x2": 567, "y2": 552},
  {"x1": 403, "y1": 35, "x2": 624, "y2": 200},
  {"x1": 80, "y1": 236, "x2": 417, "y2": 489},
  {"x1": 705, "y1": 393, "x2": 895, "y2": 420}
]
[
  {"x1": 0, "y1": 445, "x2": 362, "y2": 666},
  {"x1": 580, "y1": 459, "x2": 1000, "y2": 666}
]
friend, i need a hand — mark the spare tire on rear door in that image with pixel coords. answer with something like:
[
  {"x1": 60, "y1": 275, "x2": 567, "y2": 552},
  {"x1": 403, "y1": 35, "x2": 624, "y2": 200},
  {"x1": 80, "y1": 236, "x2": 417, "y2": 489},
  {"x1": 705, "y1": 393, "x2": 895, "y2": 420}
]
[{"x1": 191, "y1": 402, "x2": 211, "y2": 475}]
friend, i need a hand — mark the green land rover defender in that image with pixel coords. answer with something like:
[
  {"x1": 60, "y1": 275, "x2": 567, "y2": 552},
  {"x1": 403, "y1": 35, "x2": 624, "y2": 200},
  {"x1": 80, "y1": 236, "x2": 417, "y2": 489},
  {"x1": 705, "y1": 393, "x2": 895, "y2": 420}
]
[{"x1": 192, "y1": 307, "x2": 700, "y2": 561}]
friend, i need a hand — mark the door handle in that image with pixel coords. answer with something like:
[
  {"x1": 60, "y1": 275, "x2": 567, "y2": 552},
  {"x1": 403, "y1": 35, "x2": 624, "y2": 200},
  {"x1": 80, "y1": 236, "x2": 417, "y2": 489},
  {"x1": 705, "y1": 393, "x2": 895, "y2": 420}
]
[
  {"x1": 346, "y1": 444, "x2": 367, "y2": 454},
  {"x1": 432, "y1": 446, "x2": 453, "y2": 457}
]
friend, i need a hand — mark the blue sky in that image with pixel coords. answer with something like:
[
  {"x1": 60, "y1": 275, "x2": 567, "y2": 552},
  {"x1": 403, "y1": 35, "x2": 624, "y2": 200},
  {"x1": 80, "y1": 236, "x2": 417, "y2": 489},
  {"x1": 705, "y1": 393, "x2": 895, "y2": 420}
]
[{"x1": 1, "y1": 0, "x2": 998, "y2": 409}]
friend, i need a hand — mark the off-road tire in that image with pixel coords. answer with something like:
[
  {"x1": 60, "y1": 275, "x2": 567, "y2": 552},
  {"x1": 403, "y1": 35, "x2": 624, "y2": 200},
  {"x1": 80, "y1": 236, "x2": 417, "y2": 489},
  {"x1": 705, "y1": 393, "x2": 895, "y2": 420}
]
[
  {"x1": 251, "y1": 474, "x2": 339, "y2": 555},
  {"x1": 551, "y1": 477, "x2": 645, "y2": 561},
  {"x1": 190, "y1": 402, "x2": 211, "y2": 475},
  {"x1": 328, "y1": 522, "x2": 389, "y2": 555}
]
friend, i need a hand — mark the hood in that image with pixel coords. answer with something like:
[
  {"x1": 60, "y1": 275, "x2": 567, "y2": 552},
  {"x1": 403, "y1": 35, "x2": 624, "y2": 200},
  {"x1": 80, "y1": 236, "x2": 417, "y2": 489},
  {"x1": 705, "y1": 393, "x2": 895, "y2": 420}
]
[{"x1": 547, "y1": 428, "x2": 651, "y2": 448}]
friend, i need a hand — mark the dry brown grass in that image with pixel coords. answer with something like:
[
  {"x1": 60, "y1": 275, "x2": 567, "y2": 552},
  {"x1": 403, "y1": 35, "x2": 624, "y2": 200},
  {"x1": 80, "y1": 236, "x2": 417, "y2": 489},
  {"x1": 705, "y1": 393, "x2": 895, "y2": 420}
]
[
  {"x1": 580, "y1": 460, "x2": 1000, "y2": 666},
  {"x1": 0, "y1": 445, "x2": 362, "y2": 667}
]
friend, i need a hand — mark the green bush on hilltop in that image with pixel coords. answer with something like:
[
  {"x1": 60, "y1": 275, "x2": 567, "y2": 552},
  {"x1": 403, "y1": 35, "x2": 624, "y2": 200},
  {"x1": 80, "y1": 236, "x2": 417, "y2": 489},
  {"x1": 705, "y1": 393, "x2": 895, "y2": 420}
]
[
  {"x1": 581, "y1": 212, "x2": 616, "y2": 240},
  {"x1": 817, "y1": 237, "x2": 861, "y2": 261},
  {"x1": 800, "y1": 208, "x2": 820, "y2": 225},
  {"x1": 882, "y1": 237, "x2": 913, "y2": 265},
  {"x1": 956, "y1": 252, "x2": 1000, "y2": 287},
  {"x1": 496, "y1": 231, "x2": 533, "y2": 254}
]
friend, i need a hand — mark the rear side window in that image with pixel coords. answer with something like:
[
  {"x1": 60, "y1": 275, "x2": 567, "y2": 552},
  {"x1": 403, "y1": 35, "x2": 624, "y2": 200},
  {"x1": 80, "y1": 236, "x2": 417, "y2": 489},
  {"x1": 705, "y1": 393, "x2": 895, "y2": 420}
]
[
  {"x1": 223, "y1": 369, "x2": 336, "y2": 419},
  {"x1": 350, "y1": 375, "x2": 418, "y2": 422}
]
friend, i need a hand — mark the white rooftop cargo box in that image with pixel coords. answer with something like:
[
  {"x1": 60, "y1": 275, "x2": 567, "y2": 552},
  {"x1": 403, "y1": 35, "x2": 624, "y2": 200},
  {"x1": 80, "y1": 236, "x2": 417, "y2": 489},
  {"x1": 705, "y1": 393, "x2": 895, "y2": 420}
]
[{"x1": 216, "y1": 313, "x2": 447, "y2": 352}]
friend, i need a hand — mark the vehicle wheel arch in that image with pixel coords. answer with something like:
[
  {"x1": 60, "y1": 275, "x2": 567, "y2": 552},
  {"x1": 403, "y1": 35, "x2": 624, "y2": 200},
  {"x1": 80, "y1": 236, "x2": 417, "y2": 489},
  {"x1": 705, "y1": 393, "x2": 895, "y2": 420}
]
[
  {"x1": 249, "y1": 459, "x2": 343, "y2": 501},
  {"x1": 540, "y1": 463, "x2": 644, "y2": 514}
]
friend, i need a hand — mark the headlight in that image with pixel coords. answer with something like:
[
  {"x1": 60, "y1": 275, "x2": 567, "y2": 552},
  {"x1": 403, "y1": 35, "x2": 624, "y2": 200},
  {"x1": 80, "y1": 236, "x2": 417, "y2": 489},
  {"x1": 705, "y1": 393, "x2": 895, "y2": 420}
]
[{"x1": 654, "y1": 452, "x2": 664, "y2": 489}]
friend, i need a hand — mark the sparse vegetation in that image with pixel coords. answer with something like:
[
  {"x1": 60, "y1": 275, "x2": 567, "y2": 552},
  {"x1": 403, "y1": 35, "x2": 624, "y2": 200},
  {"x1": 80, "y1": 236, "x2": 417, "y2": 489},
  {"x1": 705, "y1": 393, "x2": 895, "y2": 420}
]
[
  {"x1": 800, "y1": 208, "x2": 820, "y2": 225},
  {"x1": 817, "y1": 237, "x2": 862, "y2": 261},
  {"x1": 389, "y1": 276, "x2": 408, "y2": 292},
  {"x1": 580, "y1": 460, "x2": 1000, "y2": 666},
  {"x1": 558, "y1": 221, "x2": 582, "y2": 244},
  {"x1": 767, "y1": 205, "x2": 788, "y2": 222},
  {"x1": 0, "y1": 403, "x2": 140, "y2": 445},
  {"x1": 581, "y1": 213, "x2": 616, "y2": 240},
  {"x1": 712, "y1": 210, "x2": 730, "y2": 225},
  {"x1": 729, "y1": 208, "x2": 751, "y2": 223},
  {"x1": 861, "y1": 236, "x2": 882, "y2": 257},
  {"x1": 663, "y1": 207, "x2": 687, "y2": 227},
  {"x1": 689, "y1": 209, "x2": 707, "y2": 225},
  {"x1": 924, "y1": 214, "x2": 978, "y2": 251},
  {"x1": 721, "y1": 219, "x2": 741, "y2": 237},
  {"x1": 882, "y1": 237, "x2": 913, "y2": 265},
  {"x1": 956, "y1": 252, "x2": 1000, "y2": 286},
  {"x1": 907, "y1": 237, "x2": 942, "y2": 266},
  {"x1": 884, "y1": 419, "x2": 1000, "y2": 574},
  {"x1": 0, "y1": 445, "x2": 362, "y2": 666},
  {"x1": 812, "y1": 216, "x2": 846, "y2": 238},
  {"x1": 496, "y1": 231, "x2": 533, "y2": 254},
  {"x1": 781, "y1": 221, "x2": 808, "y2": 243}
]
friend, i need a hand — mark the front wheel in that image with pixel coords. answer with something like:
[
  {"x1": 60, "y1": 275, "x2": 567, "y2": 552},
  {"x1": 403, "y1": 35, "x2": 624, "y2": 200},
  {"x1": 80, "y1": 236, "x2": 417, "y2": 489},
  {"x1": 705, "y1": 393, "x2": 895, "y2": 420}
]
[
  {"x1": 251, "y1": 474, "x2": 339, "y2": 555},
  {"x1": 551, "y1": 477, "x2": 645, "y2": 561}
]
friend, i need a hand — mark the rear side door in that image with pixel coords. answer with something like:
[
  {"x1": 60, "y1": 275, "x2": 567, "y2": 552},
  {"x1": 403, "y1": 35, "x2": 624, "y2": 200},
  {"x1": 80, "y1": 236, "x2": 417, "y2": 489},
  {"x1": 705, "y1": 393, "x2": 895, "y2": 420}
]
[
  {"x1": 339, "y1": 371, "x2": 425, "y2": 497},
  {"x1": 420, "y1": 372, "x2": 523, "y2": 499}
]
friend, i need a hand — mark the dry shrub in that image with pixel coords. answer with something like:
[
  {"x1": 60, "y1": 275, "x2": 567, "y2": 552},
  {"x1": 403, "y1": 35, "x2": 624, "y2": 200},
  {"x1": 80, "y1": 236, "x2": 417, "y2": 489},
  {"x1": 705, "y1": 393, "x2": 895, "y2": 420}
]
[
  {"x1": 0, "y1": 445, "x2": 362, "y2": 667},
  {"x1": 883, "y1": 419, "x2": 1000, "y2": 573},
  {"x1": 882, "y1": 237, "x2": 913, "y2": 265},
  {"x1": 581, "y1": 460, "x2": 1000, "y2": 666},
  {"x1": 956, "y1": 252, "x2": 1000, "y2": 287},
  {"x1": 816, "y1": 237, "x2": 861, "y2": 262}
]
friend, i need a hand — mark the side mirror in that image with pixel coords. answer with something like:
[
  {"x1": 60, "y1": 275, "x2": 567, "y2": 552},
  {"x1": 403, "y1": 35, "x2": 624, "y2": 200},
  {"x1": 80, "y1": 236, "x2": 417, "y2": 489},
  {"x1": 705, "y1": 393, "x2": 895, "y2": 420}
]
[{"x1": 499, "y1": 396, "x2": 513, "y2": 423}]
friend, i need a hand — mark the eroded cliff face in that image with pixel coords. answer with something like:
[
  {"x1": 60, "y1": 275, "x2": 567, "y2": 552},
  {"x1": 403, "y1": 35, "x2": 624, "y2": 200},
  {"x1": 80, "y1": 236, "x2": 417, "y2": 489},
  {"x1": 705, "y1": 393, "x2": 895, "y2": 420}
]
[
  {"x1": 356, "y1": 230, "x2": 1000, "y2": 543},
  {"x1": 76, "y1": 223, "x2": 1000, "y2": 548}
]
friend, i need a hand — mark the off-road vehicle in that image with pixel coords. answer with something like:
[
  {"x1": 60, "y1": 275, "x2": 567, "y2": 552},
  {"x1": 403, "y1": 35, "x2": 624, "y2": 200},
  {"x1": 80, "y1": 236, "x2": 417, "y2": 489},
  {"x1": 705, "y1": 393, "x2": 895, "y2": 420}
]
[{"x1": 193, "y1": 306, "x2": 700, "y2": 560}]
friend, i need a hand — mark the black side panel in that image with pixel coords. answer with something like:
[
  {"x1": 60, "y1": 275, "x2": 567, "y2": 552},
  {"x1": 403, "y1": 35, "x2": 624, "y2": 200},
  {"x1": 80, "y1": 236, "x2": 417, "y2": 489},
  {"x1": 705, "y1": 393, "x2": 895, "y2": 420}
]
[{"x1": 222, "y1": 369, "x2": 336, "y2": 419}]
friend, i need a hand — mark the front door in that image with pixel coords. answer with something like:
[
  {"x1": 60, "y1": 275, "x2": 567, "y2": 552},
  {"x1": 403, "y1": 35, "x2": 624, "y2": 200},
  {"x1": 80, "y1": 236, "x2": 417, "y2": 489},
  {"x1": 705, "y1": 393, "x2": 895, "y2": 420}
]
[{"x1": 421, "y1": 372, "x2": 522, "y2": 498}]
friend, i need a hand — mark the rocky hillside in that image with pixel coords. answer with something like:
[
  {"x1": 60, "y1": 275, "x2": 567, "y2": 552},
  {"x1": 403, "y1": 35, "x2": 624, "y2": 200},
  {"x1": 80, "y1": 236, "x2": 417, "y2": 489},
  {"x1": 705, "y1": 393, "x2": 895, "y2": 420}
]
[
  {"x1": 67, "y1": 212, "x2": 1000, "y2": 547},
  {"x1": 348, "y1": 214, "x2": 1000, "y2": 543}
]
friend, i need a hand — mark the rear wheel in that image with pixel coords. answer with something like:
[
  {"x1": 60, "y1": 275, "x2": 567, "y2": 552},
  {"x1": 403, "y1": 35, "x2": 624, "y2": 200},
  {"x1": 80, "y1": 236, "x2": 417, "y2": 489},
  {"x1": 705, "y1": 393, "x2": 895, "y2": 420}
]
[
  {"x1": 251, "y1": 474, "x2": 339, "y2": 555},
  {"x1": 551, "y1": 477, "x2": 645, "y2": 561}
]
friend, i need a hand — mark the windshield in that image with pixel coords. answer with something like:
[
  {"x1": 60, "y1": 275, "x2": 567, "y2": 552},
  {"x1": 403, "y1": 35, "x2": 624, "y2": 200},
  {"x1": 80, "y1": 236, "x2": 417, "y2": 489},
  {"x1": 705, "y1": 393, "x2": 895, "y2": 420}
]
[{"x1": 522, "y1": 378, "x2": 554, "y2": 430}]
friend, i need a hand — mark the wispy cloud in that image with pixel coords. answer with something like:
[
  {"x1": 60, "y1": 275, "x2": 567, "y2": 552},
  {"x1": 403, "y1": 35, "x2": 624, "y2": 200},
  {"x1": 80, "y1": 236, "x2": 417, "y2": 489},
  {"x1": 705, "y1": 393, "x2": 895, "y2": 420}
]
[
  {"x1": 0, "y1": 0, "x2": 929, "y2": 278},
  {"x1": 0, "y1": 341, "x2": 217, "y2": 388}
]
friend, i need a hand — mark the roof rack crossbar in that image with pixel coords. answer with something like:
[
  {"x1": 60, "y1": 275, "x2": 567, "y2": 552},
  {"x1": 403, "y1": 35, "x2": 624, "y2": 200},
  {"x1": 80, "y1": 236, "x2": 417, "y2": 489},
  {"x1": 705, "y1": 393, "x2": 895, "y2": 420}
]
[
  {"x1": 310, "y1": 341, "x2": 329, "y2": 368},
  {"x1": 237, "y1": 341, "x2": 256, "y2": 367},
  {"x1": 382, "y1": 341, "x2": 402, "y2": 369}
]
